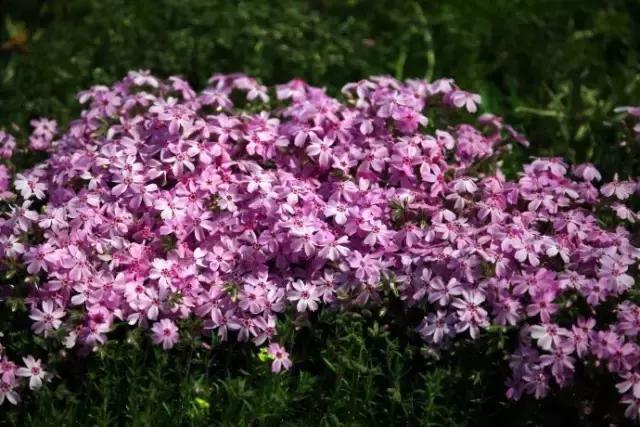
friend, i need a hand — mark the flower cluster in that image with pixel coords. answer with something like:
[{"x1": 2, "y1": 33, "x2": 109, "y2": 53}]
[{"x1": 1, "y1": 71, "x2": 640, "y2": 419}]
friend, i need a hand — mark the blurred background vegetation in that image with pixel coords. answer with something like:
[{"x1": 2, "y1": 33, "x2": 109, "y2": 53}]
[{"x1": 1, "y1": 0, "x2": 640, "y2": 425}]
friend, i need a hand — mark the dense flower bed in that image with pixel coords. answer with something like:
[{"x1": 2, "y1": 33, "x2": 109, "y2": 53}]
[{"x1": 1, "y1": 72, "x2": 640, "y2": 419}]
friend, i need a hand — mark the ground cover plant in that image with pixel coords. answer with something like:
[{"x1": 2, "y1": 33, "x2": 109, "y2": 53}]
[
  {"x1": 2, "y1": 1, "x2": 640, "y2": 425},
  {"x1": 1, "y1": 71, "x2": 640, "y2": 425}
]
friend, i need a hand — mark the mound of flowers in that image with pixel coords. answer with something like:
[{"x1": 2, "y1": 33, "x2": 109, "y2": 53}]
[{"x1": 1, "y1": 71, "x2": 640, "y2": 419}]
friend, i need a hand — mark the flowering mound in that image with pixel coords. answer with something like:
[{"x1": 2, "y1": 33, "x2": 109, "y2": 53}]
[{"x1": 1, "y1": 71, "x2": 640, "y2": 419}]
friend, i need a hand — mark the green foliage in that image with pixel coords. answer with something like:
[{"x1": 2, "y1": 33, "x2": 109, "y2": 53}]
[
  {"x1": 2, "y1": 300, "x2": 619, "y2": 426},
  {"x1": 0, "y1": 309, "x2": 496, "y2": 426}
]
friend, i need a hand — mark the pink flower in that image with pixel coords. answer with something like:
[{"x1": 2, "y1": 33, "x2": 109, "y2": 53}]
[
  {"x1": 348, "y1": 251, "x2": 381, "y2": 282},
  {"x1": 288, "y1": 280, "x2": 321, "y2": 312},
  {"x1": 14, "y1": 173, "x2": 47, "y2": 200},
  {"x1": 446, "y1": 90, "x2": 482, "y2": 113},
  {"x1": 617, "y1": 372, "x2": 640, "y2": 398},
  {"x1": 601, "y1": 175, "x2": 636, "y2": 200},
  {"x1": 16, "y1": 356, "x2": 46, "y2": 390},
  {"x1": 290, "y1": 227, "x2": 319, "y2": 257},
  {"x1": 622, "y1": 395, "x2": 640, "y2": 420},
  {"x1": 574, "y1": 163, "x2": 602, "y2": 182},
  {"x1": 154, "y1": 196, "x2": 187, "y2": 220},
  {"x1": 267, "y1": 343, "x2": 292, "y2": 373},
  {"x1": 418, "y1": 311, "x2": 454, "y2": 344},
  {"x1": 0, "y1": 130, "x2": 16, "y2": 159},
  {"x1": 0, "y1": 165, "x2": 10, "y2": 193},
  {"x1": 252, "y1": 315, "x2": 277, "y2": 345},
  {"x1": 318, "y1": 235, "x2": 350, "y2": 261},
  {"x1": 526, "y1": 292, "x2": 558, "y2": 322},
  {"x1": 29, "y1": 118, "x2": 57, "y2": 150},
  {"x1": 0, "y1": 358, "x2": 16, "y2": 384},
  {"x1": 0, "y1": 381, "x2": 20, "y2": 406},
  {"x1": 523, "y1": 367, "x2": 549, "y2": 399},
  {"x1": 245, "y1": 172, "x2": 272, "y2": 194},
  {"x1": 29, "y1": 301, "x2": 65, "y2": 337},
  {"x1": 149, "y1": 258, "x2": 175, "y2": 289},
  {"x1": 162, "y1": 143, "x2": 197, "y2": 176},
  {"x1": 452, "y1": 290, "x2": 488, "y2": 339},
  {"x1": 324, "y1": 200, "x2": 350, "y2": 225},
  {"x1": 428, "y1": 277, "x2": 462, "y2": 306},
  {"x1": 306, "y1": 135, "x2": 335, "y2": 168},
  {"x1": 361, "y1": 220, "x2": 394, "y2": 247},
  {"x1": 209, "y1": 246, "x2": 235, "y2": 272},
  {"x1": 151, "y1": 319, "x2": 179, "y2": 350},
  {"x1": 530, "y1": 324, "x2": 568, "y2": 351}
]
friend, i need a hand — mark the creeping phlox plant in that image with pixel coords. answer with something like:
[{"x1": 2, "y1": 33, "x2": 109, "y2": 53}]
[{"x1": 0, "y1": 71, "x2": 640, "y2": 419}]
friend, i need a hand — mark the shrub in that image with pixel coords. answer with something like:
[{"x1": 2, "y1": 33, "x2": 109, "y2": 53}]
[{"x1": 1, "y1": 72, "x2": 640, "y2": 424}]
